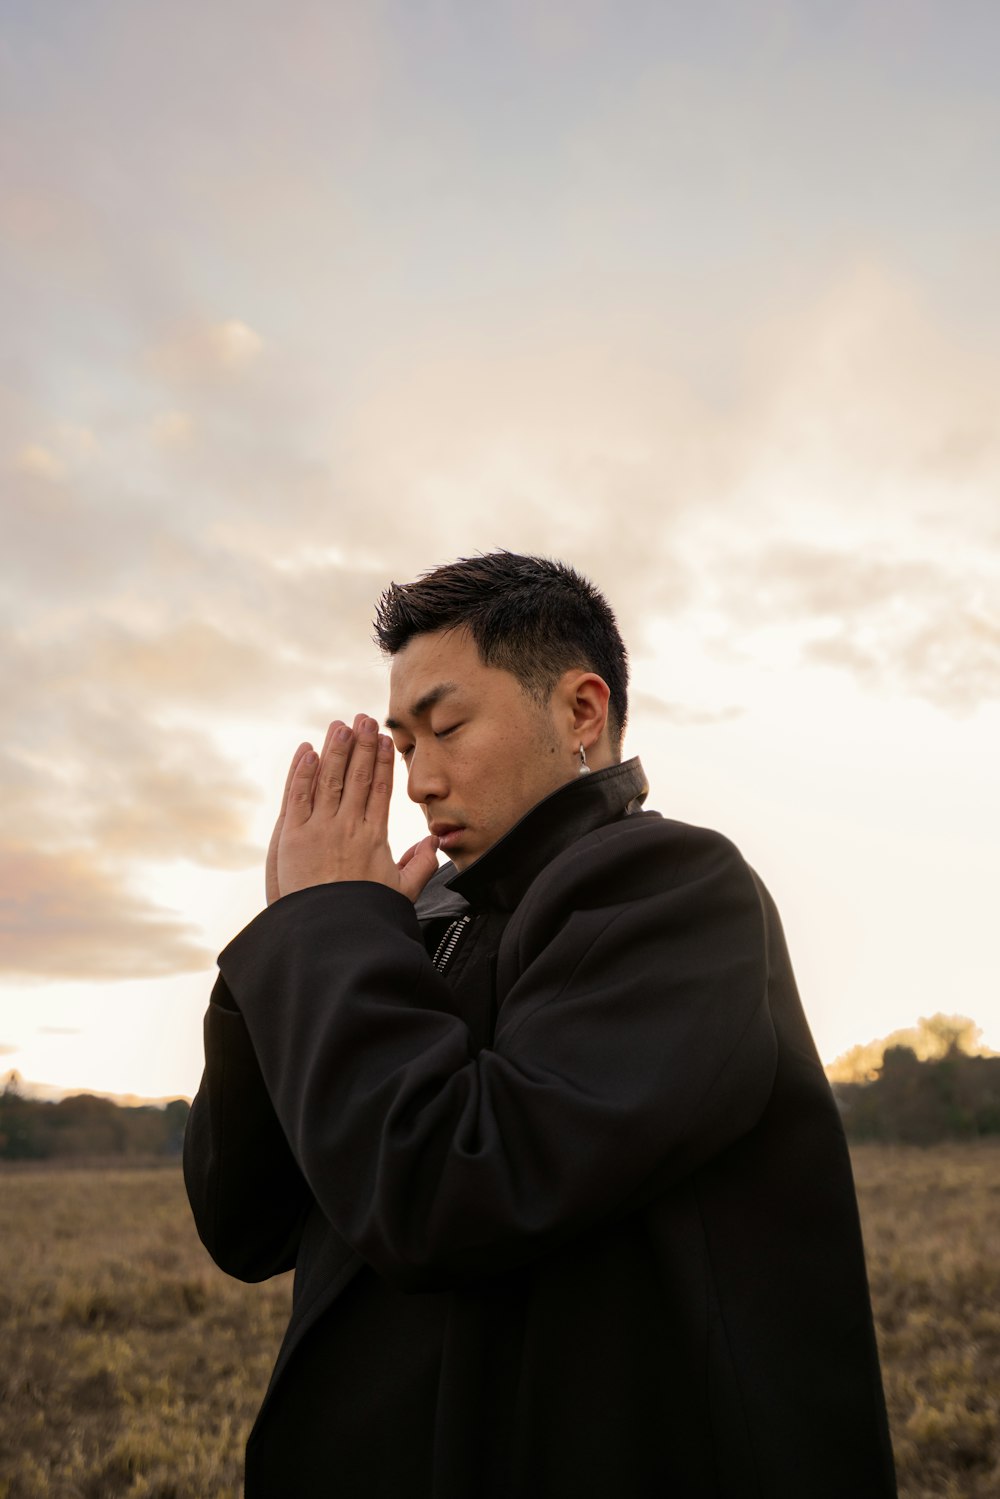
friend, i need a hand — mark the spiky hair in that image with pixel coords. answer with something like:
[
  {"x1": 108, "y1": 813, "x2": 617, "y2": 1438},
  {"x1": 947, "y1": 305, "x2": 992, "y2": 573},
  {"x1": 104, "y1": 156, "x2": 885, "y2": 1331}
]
[{"x1": 373, "y1": 551, "x2": 628, "y2": 751}]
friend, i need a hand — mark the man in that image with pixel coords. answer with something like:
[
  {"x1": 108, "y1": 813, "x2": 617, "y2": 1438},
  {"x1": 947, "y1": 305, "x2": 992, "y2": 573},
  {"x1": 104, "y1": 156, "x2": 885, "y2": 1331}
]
[{"x1": 184, "y1": 552, "x2": 897, "y2": 1497}]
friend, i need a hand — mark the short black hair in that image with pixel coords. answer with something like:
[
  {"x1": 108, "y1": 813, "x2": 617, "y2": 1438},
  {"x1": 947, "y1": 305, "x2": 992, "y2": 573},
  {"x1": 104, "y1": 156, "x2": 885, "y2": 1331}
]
[{"x1": 373, "y1": 551, "x2": 629, "y2": 752}]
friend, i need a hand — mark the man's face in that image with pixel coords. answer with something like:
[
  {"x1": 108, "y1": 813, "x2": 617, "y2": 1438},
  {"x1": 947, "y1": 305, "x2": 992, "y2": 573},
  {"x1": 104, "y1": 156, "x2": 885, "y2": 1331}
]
[{"x1": 385, "y1": 627, "x2": 575, "y2": 871}]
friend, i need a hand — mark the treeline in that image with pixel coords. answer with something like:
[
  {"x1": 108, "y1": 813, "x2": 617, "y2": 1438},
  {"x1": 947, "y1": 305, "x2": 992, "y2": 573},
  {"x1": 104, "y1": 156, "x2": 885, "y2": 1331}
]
[
  {"x1": 835, "y1": 1047, "x2": 1000, "y2": 1144},
  {"x1": 0, "y1": 1078, "x2": 190, "y2": 1160},
  {"x1": 4, "y1": 1020, "x2": 998, "y2": 1158}
]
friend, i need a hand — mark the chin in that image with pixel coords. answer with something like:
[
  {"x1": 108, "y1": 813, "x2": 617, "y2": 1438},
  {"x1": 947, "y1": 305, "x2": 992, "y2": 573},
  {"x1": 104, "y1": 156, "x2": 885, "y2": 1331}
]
[{"x1": 446, "y1": 840, "x2": 481, "y2": 872}]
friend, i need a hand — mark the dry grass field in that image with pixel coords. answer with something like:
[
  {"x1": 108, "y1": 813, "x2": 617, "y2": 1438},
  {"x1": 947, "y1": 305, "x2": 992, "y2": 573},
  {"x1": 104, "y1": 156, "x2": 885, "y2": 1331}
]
[
  {"x1": 852, "y1": 1143, "x2": 1000, "y2": 1498},
  {"x1": 0, "y1": 1144, "x2": 997, "y2": 1497}
]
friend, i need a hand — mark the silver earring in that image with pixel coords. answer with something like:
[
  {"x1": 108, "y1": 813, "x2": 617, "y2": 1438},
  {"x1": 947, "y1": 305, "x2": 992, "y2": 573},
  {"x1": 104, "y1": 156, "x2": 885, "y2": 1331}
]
[{"x1": 578, "y1": 744, "x2": 591, "y2": 776}]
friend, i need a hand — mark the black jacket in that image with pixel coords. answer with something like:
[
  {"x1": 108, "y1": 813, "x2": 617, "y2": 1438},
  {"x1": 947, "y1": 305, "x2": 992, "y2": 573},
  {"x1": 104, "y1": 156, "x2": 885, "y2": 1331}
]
[{"x1": 184, "y1": 758, "x2": 897, "y2": 1497}]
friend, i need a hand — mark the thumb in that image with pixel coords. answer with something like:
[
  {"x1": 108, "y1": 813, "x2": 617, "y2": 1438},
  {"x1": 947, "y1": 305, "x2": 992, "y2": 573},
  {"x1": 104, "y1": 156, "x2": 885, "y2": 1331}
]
[{"x1": 397, "y1": 835, "x2": 440, "y2": 902}]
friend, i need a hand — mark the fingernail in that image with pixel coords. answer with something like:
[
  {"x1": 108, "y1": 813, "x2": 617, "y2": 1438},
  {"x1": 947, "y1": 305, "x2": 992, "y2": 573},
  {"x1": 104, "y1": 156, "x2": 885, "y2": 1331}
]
[
  {"x1": 336, "y1": 726, "x2": 351, "y2": 742},
  {"x1": 378, "y1": 734, "x2": 392, "y2": 751},
  {"x1": 362, "y1": 717, "x2": 376, "y2": 735},
  {"x1": 304, "y1": 751, "x2": 318, "y2": 765}
]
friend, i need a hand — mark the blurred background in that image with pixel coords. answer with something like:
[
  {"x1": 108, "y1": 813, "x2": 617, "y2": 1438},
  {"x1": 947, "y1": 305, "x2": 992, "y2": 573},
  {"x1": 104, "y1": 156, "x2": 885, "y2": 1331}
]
[{"x1": 2, "y1": 0, "x2": 998, "y2": 1103}]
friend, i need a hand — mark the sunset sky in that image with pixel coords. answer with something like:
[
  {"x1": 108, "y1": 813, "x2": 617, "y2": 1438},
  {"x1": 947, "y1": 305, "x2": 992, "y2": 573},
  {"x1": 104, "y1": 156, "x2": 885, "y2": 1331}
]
[{"x1": 2, "y1": 0, "x2": 998, "y2": 1100}]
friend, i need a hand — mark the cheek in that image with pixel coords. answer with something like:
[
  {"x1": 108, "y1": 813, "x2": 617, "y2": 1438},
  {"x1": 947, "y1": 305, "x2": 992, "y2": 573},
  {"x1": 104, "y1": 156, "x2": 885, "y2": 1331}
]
[
  {"x1": 451, "y1": 721, "x2": 554, "y2": 824},
  {"x1": 452, "y1": 741, "x2": 508, "y2": 820}
]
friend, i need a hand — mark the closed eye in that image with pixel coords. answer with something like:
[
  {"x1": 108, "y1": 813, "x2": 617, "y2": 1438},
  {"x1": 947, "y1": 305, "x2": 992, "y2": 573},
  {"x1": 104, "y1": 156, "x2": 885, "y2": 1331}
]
[{"x1": 395, "y1": 723, "x2": 462, "y2": 759}]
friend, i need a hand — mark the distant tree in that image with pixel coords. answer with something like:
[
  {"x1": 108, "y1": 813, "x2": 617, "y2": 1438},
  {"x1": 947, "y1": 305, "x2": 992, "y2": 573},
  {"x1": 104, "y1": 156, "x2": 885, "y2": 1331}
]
[
  {"x1": 0, "y1": 1087, "x2": 193, "y2": 1161},
  {"x1": 0, "y1": 1074, "x2": 48, "y2": 1159},
  {"x1": 827, "y1": 1013, "x2": 993, "y2": 1084},
  {"x1": 163, "y1": 1098, "x2": 190, "y2": 1155},
  {"x1": 835, "y1": 1048, "x2": 1000, "y2": 1143},
  {"x1": 918, "y1": 1013, "x2": 982, "y2": 1059}
]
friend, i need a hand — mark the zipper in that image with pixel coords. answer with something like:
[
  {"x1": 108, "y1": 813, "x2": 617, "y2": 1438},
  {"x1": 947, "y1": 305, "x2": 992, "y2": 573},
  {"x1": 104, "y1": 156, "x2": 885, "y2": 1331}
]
[{"x1": 432, "y1": 914, "x2": 472, "y2": 974}]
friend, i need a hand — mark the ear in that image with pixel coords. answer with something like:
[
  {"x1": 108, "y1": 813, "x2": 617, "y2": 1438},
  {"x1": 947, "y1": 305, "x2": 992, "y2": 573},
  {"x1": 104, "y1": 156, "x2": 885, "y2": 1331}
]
[{"x1": 559, "y1": 670, "x2": 611, "y2": 751}]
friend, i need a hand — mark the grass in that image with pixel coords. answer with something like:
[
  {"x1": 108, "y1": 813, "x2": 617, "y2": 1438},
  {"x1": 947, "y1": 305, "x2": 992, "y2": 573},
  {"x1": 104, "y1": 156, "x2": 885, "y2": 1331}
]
[
  {"x1": 0, "y1": 1145, "x2": 997, "y2": 1496},
  {"x1": 851, "y1": 1143, "x2": 1000, "y2": 1498},
  {"x1": 0, "y1": 1164, "x2": 291, "y2": 1498}
]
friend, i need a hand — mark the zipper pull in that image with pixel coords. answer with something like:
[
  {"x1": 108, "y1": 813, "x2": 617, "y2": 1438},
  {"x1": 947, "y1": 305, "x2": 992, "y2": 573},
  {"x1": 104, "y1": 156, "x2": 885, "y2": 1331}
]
[{"x1": 432, "y1": 914, "x2": 472, "y2": 974}]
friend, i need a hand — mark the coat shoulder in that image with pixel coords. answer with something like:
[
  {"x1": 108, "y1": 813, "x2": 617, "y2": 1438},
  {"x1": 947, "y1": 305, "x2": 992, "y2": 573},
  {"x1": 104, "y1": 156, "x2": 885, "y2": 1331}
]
[
  {"x1": 525, "y1": 807, "x2": 753, "y2": 909},
  {"x1": 498, "y1": 808, "x2": 762, "y2": 974}
]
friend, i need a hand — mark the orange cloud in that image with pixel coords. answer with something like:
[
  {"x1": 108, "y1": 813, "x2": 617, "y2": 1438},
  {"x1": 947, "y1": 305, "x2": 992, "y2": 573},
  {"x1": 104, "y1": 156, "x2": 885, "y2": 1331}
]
[
  {"x1": 149, "y1": 410, "x2": 194, "y2": 447},
  {"x1": 0, "y1": 847, "x2": 212, "y2": 981},
  {"x1": 88, "y1": 760, "x2": 259, "y2": 869},
  {"x1": 14, "y1": 444, "x2": 66, "y2": 481},
  {"x1": 146, "y1": 319, "x2": 264, "y2": 383}
]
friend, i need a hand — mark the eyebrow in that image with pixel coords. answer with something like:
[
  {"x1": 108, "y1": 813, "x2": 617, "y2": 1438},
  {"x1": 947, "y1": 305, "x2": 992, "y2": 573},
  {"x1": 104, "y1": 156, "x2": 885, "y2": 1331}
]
[{"x1": 384, "y1": 681, "x2": 461, "y2": 732}]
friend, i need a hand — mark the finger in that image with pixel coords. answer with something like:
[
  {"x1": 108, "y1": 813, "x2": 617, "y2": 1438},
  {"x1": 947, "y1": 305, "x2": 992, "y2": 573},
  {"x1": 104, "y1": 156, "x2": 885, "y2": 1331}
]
[
  {"x1": 267, "y1": 743, "x2": 313, "y2": 903},
  {"x1": 313, "y1": 721, "x2": 353, "y2": 811},
  {"x1": 284, "y1": 748, "x2": 319, "y2": 827},
  {"x1": 397, "y1": 835, "x2": 440, "y2": 871},
  {"x1": 365, "y1": 734, "x2": 395, "y2": 827},
  {"x1": 398, "y1": 834, "x2": 440, "y2": 903},
  {"x1": 279, "y1": 742, "x2": 313, "y2": 819},
  {"x1": 396, "y1": 840, "x2": 422, "y2": 871},
  {"x1": 339, "y1": 714, "x2": 379, "y2": 815},
  {"x1": 315, "y1": 718, "x2": 345, "y2": 794},
  {"x1": 315, "y1": 718, "x2": 345, "y2": 778}
]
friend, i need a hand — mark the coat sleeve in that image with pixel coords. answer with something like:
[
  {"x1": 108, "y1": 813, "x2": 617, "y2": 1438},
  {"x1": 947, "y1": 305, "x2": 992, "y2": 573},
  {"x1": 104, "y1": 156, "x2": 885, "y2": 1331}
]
[
  {"x1": 215, "y1": 818, "x2": 779, "y2": 1291},
  {"x1": 183, "y1": 976, "x2": 313, "y2": 1282}
]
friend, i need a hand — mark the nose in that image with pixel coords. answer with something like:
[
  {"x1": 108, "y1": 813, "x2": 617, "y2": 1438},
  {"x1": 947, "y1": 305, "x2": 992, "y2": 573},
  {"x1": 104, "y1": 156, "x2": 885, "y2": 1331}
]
[{"x1": 405, "y1": 743, "x2": 448, "y2": 807}]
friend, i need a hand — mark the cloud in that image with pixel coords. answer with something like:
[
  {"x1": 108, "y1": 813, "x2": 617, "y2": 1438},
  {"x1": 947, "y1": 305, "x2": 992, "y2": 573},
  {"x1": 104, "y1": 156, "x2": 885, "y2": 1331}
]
[
  {"x1": 2, "y1": 464, "x2": 169, "y2": 607},
  {"x1": 78, "y1": 618, "x2": 309, "y2": 711},
  {"x1": 1, "y1": 256, "x2": 998, "y2": 995},
  {"x1": 6, "y1": 259, "x2": 1000, "y2": 751},
  {"x1": 10, "y1": 428, "x2": 99, "y2": 486},
  {"x1": 149, "y1": 410, "x2": 193, "y2": 447},
  {"x1": 0, "y1": 714, "x2": 263, "y2": 874},
  {"x1": 146, "y1": 319, "x2": 264, "y2": 383},
  {"x1": 0, "y1": 551, "x2": 407, "y2": 982},
  {"x1": 516, "y1": 0, "x2": 613, "y2": 58},
  {"x1": 631, "y1": 691, "x2": 745, "y2": 727},
  {"x1": 721, "y1": 544, "x2": 1000, "y2": 713},
  {"x1": 14, "y1": 444, "x2": 66, "y2": 481},
  {"x1": 125, "y1": 267, "x2": 1000, "y2": 720},
  {"x1": 0, "y1": 614, "x2": 273, "y2": 984},
  {"x1": 0, "y1": 611, "x2": 272, "y2": 978},
  {"x1": 4, "y1": 594, "x2": 389, "y2": 738},
  {"x1": 376, "y1": 267, "x2": 985, "y2": 714},
  {"x1": 315, "y1": 327, "x2": 720, "y2": 633},
  {"x1": 0, "y1": 848, "x2": 212, "y2": 981},
  {"x1": 87, "y1": 753, "x2": 260, "y2": 869},
  {"x1": 211, "y1": 320, "x2": 263, "y2": 366},
  {"x1": 54, "y1": 424, "x2": 100, "y2": 462}
]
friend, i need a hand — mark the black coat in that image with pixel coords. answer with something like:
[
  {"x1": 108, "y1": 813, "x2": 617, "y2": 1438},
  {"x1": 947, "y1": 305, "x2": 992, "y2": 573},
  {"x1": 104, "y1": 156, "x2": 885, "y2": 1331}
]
[{"x1": 184, "y1": 758, "x2": 897, "y2": 1497}]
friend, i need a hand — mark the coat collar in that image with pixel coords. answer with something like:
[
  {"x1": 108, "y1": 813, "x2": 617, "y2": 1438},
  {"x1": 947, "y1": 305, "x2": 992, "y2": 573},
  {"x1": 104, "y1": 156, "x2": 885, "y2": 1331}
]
[{"x1": 416, "y1": 757, "x2": 648, "y2": 918}]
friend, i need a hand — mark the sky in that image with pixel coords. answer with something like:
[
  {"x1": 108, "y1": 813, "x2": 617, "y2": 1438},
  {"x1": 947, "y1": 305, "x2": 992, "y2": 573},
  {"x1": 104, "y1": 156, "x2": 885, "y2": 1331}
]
[{"x1": 2, "y1": 0, "x2": 998, "y2": 1100}]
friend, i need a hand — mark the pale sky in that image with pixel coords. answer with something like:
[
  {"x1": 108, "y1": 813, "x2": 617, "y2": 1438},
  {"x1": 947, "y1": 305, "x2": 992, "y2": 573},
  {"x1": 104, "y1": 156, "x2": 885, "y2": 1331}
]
[{"x1": 2, "y1": 0, "x2": 998, "y2": 1099}]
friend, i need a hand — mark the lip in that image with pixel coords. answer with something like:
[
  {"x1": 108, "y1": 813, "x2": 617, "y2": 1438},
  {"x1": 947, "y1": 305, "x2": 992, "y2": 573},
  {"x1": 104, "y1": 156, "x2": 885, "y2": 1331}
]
[{"x1": 429, "y1": 821, "x2": 465, "y2": 851}]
